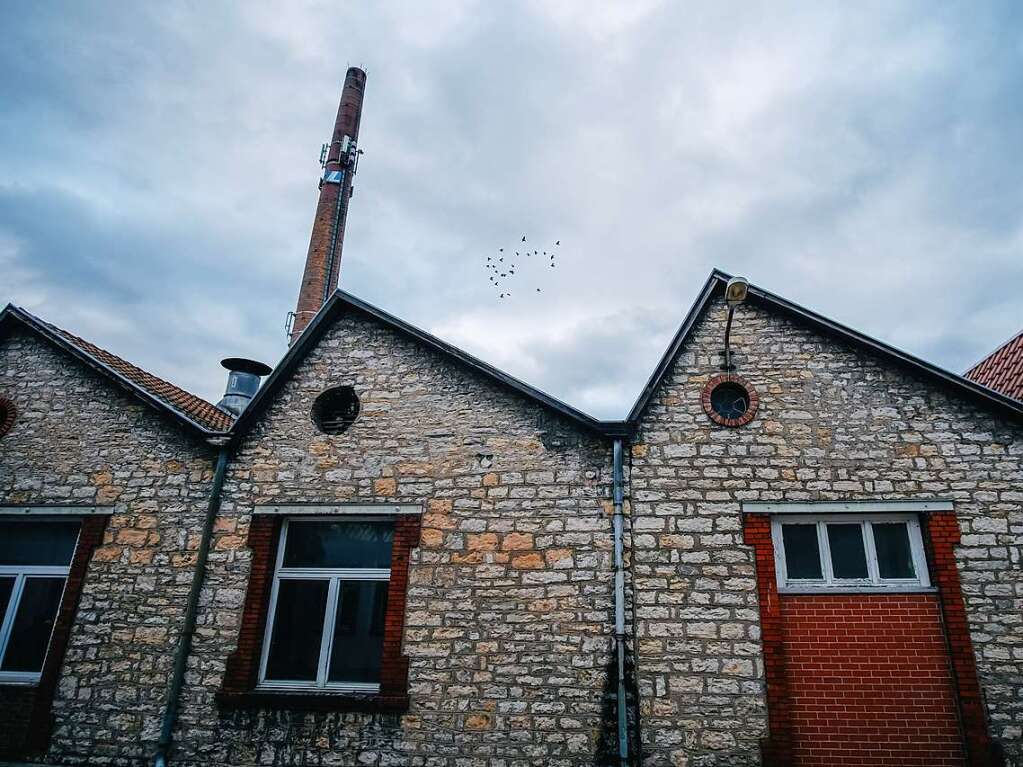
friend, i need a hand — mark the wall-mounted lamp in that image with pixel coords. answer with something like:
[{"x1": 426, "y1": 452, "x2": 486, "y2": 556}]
[{"x1": 723, "y1": 276, "x2": 750, "y2": 371}]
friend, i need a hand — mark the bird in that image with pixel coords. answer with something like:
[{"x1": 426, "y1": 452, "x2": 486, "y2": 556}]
[
  {"x1": 499, "y1": 257, "x2": 504, "y2": 262},
  {"x1": 499, "y1": 248, "x2": 504, "y2": 252},
  {"x1": 555, "y1": 240, "x2": 560, "y2": 246},
  {"x1": 536, "y1": 288, "x2": 541, "y2": 292},
  {"x1": 521, "y1": 236, "x2": 526, "y2": 242}
]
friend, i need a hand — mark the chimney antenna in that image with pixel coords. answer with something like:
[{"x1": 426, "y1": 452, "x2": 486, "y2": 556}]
[{"x1": 288, "y1": 67, "x2": 367, "y2": 344}]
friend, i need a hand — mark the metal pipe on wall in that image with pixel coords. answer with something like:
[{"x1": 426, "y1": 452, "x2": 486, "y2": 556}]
[
  {"x1": 612, "y1": 438, "x2": 630, "y2": 766},
  {"x1": 153, "y1": 445, "x2": 231, "y2": 767}
]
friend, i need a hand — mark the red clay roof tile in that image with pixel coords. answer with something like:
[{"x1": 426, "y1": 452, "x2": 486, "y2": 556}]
[
  {"x1": 41, "y1": 320, "x2": 234, "y2": 432},
  {"x1": 966, "y1": 331, "x2": 1023, "y2": 402}
]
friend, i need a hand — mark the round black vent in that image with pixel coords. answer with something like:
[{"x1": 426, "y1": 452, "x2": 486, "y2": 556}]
[
  {"x1": 0, "y1": 396, "x2": 16, "y2": 439},
  {"x1": 311, "y1": 386, "x2": 360, "y2": 435}
]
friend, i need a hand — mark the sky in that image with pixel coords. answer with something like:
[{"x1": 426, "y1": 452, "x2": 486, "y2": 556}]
[{"x1": 2, "y1": 1, "x2": 1021, "y2": 419}]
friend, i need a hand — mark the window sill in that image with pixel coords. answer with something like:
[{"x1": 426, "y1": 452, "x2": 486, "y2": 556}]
[
  {"x1": 216, "y1": 689, "x2": 409, "y2": 713},
  {"x1": 0, "y1": 677, "x2": 41, "y2": 687}
]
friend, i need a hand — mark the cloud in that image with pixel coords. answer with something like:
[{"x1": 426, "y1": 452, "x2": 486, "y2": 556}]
[{"x1": 1, "y1": 1, "x2": 1021, "y2": 416}]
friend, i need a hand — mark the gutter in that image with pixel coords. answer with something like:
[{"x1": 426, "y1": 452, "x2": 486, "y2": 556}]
[
  {"x1": 153, "y1": 444, "x2": 231, "y2": 767},
  {"x1": 612, "y1": 438, "x2": 630, "y2": 766}
]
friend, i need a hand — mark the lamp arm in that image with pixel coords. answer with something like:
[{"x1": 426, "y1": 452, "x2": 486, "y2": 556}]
[{"x1": 724, "y1": 304, "x2": 736, "y2": 371}]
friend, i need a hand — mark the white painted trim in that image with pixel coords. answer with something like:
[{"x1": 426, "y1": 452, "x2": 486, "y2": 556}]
[
  {"x1": 0, "y1": 506, "x2": 104, "y2": 516},
  {"x1": 254, "y1": 504, "x2": 421, "y2": 516},
  {"x1": 744, "y1": 500, "x2": 953, "y2": 514},
  {"x1": 257, "y1": 518, "x2": 393, "y2": 691},
  {"x1": 772, "y1": 513, "x2": 930, "y2": 592},
  {"x1": 0, "y1": 521, "x2": 78, "y2": 680}
]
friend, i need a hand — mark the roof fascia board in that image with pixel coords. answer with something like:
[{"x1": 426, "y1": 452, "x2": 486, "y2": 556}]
[
  {"x1": 743, "y1": 282, "x2": 1023, "y2": 419},
  {"x1": 0, "y1": 305, "x2": 219, "y2": 438},
  {"x1": 230, "y1": 291, "x2": 618, "y2": 440},
  {"x1": 624, "y1": 269, "x2": 1023, "y2": 428}
]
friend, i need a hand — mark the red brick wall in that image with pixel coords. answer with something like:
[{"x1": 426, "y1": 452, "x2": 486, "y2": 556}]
[
  {"x1": 745, "y1": 511, "x2": 1002, "y2": 767},
  {"x1": 780, "y1": 593, "x2": 963, "y2": 767}
]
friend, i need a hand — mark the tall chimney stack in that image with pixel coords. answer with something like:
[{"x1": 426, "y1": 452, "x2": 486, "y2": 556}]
[{"x1": 289, "y1": 67, "x2": 367, "y2": 344}]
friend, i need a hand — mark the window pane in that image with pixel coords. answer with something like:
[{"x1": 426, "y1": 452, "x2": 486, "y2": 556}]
[
  {"x1": 328, "y1": 580, "x2": 388, "y2": 684},
  {"x1": 1, "y1": 577, "x2": 65, "y2": 673},
  {"x1": 0, "y1": 577, "x2": 14, "y2": 625},
  {"x1": 873, "y1": 523, "x2": 916, "y2": 579},
  {"x1": 0, "y1": 521, "x2": 80, "y2": 566},
  {"x1": 264, "y1": 579, "x2": 328, "y2": 682},
  {"x1": 283, "y1": 520, "x2": 393, "y2": 569},
  {"x1": 781, "y1": 524, "x2": 823, "y2": 580},
  {"x1": 826, "y1": 524, "x2": 869, "y2": 579}
]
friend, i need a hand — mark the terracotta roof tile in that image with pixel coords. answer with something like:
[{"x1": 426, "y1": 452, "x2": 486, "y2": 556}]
[
  {"x1": 965, "y1": 331, "x2": 1023, "y2": 402},
  {"x1": 41, "y1": 320, "x2": 234, "y2": 433}
]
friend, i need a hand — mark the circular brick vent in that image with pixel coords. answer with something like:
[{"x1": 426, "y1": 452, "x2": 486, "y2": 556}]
[
  {"x1": 311, "y1": 386, "x2": 360, "y2": 435},
  {"x1": 0, "y1": 396, "x2": 16, "y2": 439},
  {"x1": 701, "y1": 375, "x2": 758, "y2": 427}
]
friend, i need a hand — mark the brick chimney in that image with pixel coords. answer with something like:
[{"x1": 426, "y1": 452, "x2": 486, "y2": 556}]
[{"x1": 289, "y1": 67, "x2": 367, "y2": 344}]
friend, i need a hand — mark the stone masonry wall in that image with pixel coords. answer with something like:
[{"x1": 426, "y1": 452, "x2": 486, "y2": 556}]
[
  {"x1": 0, "y1": 328, "x2": 218, "y2": 764},
  {"x1": 173, "y1": 309, "x2": 620, "y2": 767},
  {"x1": 629, "y1": 295, "x2": 1023, "y2": 766}
]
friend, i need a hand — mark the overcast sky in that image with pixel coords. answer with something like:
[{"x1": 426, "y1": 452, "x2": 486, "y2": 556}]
[{"x1": 2, "y1": 2, "x2": 1021, "y2": 418}]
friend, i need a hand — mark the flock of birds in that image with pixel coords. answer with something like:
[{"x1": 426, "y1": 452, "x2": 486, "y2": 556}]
[{"x1": 484, "y1": 236, "x2": 560, "y2": 299}]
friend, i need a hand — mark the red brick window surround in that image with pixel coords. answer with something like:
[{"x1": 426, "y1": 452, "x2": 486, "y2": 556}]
[
  {"x1": 701, "y1": 374, "x2": 759, "y2": 427},
  {"x1": 218, "y1": 508, "x2": 420, "y2": 712},
  {"x1": 0, "y1": 512, "x2": 108, "y2": 758},
  {"x1": 743, "y1": 503, "x2": 1001, "y2": 767}
]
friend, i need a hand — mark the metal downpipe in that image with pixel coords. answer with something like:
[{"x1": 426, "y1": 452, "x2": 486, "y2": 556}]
[
  {"x1": 153, "y1": 445, "x2": 231, "y2": 767},
  {"x1": 613, "y1": 438, "x2": 629, "y2": 766}
]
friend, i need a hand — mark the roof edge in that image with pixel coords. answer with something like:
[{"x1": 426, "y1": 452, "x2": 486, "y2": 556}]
[
  {"x1": 230, "y1": 291, "x2": 625, "y2": 440},
  {"x1": 625, "y1": 269, "x2": 1023, "y2": 427},
  {"x1": 965, "y1": 328, "x2": 1023, "y2": 377},
  {"x1": 0, "y1": 304, "x2": 225, "y2": 438}
]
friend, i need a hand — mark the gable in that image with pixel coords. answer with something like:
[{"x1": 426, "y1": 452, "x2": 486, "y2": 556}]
[
  {"x1": 231, "y1": 291, "x2": 625, "y2": 442},
  {"x1": 627, "y1": 271, "x2": 1023, "y2": 427}
]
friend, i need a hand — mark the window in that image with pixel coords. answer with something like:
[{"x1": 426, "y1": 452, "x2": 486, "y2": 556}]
[
  {"x1": 0, "y1": 519, "x2": 80, "y2": 683},
  {"x1": 772, "y1": 514, "x2": 929, "y2": 591},
  {"x1": 259, "y1": 518, "x2": 393, "y2": 692},
  {"x1": 0, "y1": 396, "x2": 16, "y2": 438},
  {"x1": 311, "y1": 386, "x2": 360, "y2": 435}
]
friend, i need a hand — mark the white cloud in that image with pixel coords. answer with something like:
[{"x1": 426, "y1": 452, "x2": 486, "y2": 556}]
[{"x1": 1, "y1": 1, "x2": 1021, "y2": 412}]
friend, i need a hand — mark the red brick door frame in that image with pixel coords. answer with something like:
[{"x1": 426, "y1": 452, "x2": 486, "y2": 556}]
[
  {"x1": 743, "y1": 510, "x2": 1000, "y2": 767},
  {"x1": 218, "y1": 511, "x2": 420, "y2": 712}
]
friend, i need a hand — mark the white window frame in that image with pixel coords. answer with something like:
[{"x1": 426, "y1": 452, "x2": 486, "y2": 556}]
[
  {"x1": 771, "y1": 513, "x2": 931, "y2": 593},
  {"x1": 257, "y1": 516, "x2": 391, "y2": 694},
  {"x1": 0, "y1": 516, "x2": 79, "y2": 684}
]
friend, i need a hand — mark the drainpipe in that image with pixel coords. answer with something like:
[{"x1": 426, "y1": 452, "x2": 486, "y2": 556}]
[
  {"x1": 612, "y1": 438, "x2": 629, "y2": 767},
  {"x1": 153, "y1": 444, "x2": 231, "y2": 767}
]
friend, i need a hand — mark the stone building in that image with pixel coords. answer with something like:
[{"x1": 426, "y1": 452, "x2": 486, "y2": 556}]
[{"x1": 1, "y1": 69, "x2": 1022, "y2": 767}]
